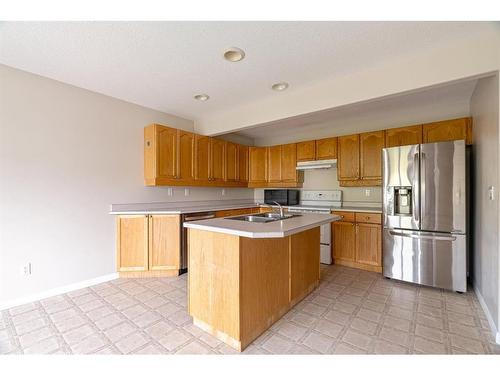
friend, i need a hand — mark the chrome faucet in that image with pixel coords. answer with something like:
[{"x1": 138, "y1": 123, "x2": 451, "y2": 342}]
[{"x1": 272, "y1": 201, "x2": 285, "y2": 218}]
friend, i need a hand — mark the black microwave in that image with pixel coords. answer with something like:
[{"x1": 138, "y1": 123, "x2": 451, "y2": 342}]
[{"x1": 264, "y1": 189, "x2": 299, "y2": 206}]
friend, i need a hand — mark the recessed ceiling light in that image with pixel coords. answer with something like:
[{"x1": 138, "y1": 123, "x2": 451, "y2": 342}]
[
  {"x1": 194, "y1": 94, "x2": 210, "y2": 101},
  {"x1": 271, "y1": 82, "x2": 289, "y2": 91},
  {"x1": 223, "y1": 47, "x2": 245, "y2": 62}
]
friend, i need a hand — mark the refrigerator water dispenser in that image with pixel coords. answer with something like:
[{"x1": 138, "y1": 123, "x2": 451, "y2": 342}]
[{"x1": 394, "y1": 187, "x2": 412, "y2": 215}]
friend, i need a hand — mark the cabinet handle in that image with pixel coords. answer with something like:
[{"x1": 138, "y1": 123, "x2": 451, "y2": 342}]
[{"x1": 366, "y1": 216, "x2": 370, "y2": 220}]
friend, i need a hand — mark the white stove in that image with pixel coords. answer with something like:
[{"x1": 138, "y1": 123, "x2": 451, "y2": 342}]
[{"x1": 288, "y1": 190, "x2": 342, "y2": 265}]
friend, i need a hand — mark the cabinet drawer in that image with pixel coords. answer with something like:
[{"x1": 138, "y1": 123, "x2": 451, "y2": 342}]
[
  {"x1": 331, "y1": 211, "x2": 355, "y2": 222},
  {"x1": 355, "y1": 212, "x2": 382, "y2": 224}
]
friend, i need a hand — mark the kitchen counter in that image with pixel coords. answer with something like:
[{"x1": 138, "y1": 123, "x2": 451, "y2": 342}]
[
  {"x1": 183, "y1": 212, "x2": 340, "y2": 238},
  {"x1": 109, "y1": 199, "x2": 259, "y2": 215}
]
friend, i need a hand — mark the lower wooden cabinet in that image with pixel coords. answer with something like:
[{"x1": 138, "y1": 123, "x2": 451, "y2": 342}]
[
  {"x1": 332, "y1": 211, "x2": 382, "y2": 273},
  {"x1": 116, "y1": 214, "x2": 181, "y2": 277}
]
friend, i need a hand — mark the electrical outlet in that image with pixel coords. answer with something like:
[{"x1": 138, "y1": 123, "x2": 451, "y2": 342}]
[
  {"x1": 365, "y1": 189, "x2": 371, "y2": 197},
  {"x1": 20, "y1": 262, "x2": 32, "y2": 277},
  {"x1": 488, "y1": 186, "x2": 495, "y2": 201},
  {"x1": 167, "y1": 188, "x2": 173, "y2": 196},
  {"x1": 221, "y1": 189, "x2": 226, "y2": 196},
  {"x1": 184, "y1": 188, "x2": 190, "y2": 197}
]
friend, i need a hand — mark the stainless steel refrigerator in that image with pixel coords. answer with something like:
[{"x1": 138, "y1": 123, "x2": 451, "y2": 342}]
[{"x1": 382, "y1": 140, "x2": 467, "y2": 292}]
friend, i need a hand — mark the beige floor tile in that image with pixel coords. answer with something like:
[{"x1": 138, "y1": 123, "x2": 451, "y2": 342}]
[
  {"x1": 416, "y1": 313, "x2": 444, "y2": 330},
  {"x1": 449, "y1": 334, "x2": 486, "y2": 354},
  {"x1": 415, "y1": 324, "x2": 446, "y2": 343},
  {"x1": 448, "y1": 321, "x2": 482, "y2": 340},
  {"x1": 23, "y1": 337, "x2": 60, "y2": 354},
  {"x1": 277, "y1": 321, "x2": 308, "y2": 341},
  {"x1": 104, "y1": 322, "x2": 136, "y2": 342},
  {"x1": 301, "y1": 331, "x2": 334, "y2": 353},
  {"x1": 383, "y1": 316, "x2": 411, "y2": 332},
  {"x1": 144, "y1": 321, "x2": 175, "y2": 340},
  {"x1": 332, "y1": 342, "x2": 366, "y2": 354},
  {"x1": 357, "y1": 308, "x2": 382, "y2": 323},
  {"x1": 158, "y1": 329, "x2": 191, "y2": 351},
  {"x1": 14, "y1": 318, "x2": 47, "y2": 336},
  {"x1": 70, "y1": 333, "x2": 107, "y2": 354},
  {"x1": 324, "y1": 309, "x2": 351, "y2": 325},
  {"x1": 387, "y1": 306, "x2": 413, "y2": 320},
  {"x1": 350, "y1": 317, "x2": 378, "y2": 335},
  {"x1": 413, "y1": 336, "x2": 448, "y2": 354},
  {"x1": 314, "y1": 320, "x2": 343, "y2": 339},
  {"x1": 341, "y1": 329, "x2": 373, "y2": 351},
  {"x1": 18, "y1": 327, "x2": 54, "y2": 348},
  {"x1": 62, "y1": 324, "x2": 96, "y2": 345},
  {"x1": 378, "y1": 327, "x2": 411, "y2": 347},
  {"x1": 115, "y1": 332, "x2": 149, "y2": 354},
  {"x1": 176, "y1": 341, "x2": 213, "y2": 354},
  {"x1": 372, "y1": 339, "x2": 408, "y2": 354},
  {"x1": 332, "y1": 301, "x2": 357, "y2": 314},
  {"x1": 261, "y1": 334, "x2": 294, "y2": 354},
  {"x1": 290, "y1": 312, "x2": 318, "y2": 327}
]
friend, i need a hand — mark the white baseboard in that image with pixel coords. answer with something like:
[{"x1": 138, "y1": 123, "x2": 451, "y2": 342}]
[
  {"x1": 0, "y1": 273, "x2": 119, "y2": 311},
  {"x1": 473, "y1": 284, "x2": 500, "y2": 345}
]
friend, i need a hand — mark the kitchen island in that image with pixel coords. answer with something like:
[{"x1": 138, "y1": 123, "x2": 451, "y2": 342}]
[{"x1": 184, "y1": 213, "x2": 340, "y2": 351}]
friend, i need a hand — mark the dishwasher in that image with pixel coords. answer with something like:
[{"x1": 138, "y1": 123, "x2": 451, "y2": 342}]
[{"x1": 180, "y1": 211, "x2": 216, "y2": 273}]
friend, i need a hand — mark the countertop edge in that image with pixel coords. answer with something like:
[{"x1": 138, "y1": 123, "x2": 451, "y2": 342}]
[{"x1": 183, "y1": 215, "x2": 340, "y2": 239}]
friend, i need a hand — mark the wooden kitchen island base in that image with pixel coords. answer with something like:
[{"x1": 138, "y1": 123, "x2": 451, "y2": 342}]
[{"x1": 188, "y1": 227, "x2": 320, "y2": 351}]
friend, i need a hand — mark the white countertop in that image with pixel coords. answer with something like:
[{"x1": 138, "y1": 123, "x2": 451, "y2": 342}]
[
  {"x1": 183, "y1": 213, "x2": 341, "y2": 238},
  {"x1": 109, "y1": 200, "x2": 259, "y2": 215},
  {"x1": 330, "y1": 206, "x2": 382, "y2": 213},
  {"x1": 109, "y1": 200, "x2": 382, "y2": 215}
]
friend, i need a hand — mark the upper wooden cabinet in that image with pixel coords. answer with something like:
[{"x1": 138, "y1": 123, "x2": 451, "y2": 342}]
[
  {"x1": 360, "y1": 131, "x2": 384, "y2": 181},
  {"x1": 210, "y1": 139, "x2": 225, "y2": 183},
  {"x1": 268, "y1": 145, "x2": 282, "y2": 183},
  {"x1": 423, "y1": 117, "x2": 472, "y2": 145},
  {"x1": 315, "y1": 137, "x2": 337, "y2": 160},
  {"x1": 249, "y1": 147, "x2": 268, "y2": 184},
  {"x1": 194, "y1": 135, "x2": 210, "y2": 183},
  {"x1": 153, "y1": 127, "x2": 179, "y2": 178},
  {"x1": 337, "y1": 134, "x2": 360, "y2": 181},
  {"x1": 385, "y1": 125, "x2": 423, "y2": 147},
  {"x1": 296, "y1": 141, "x2": 316, "y2": 161},
  {"x1": 297, "y1": 138, "x2": 337, "y2": 161},
  {"x1": 225, "y1": 142, "x2": 238, "y2": 182},
  {"x1": 238, "y1": 145, "x2": 249, "y2": 183},
  {"x1": 178, "y1": 130, "x2": 195, "y2": 182},
  {"x1": 281, "y1": 143, "x2": 298, "y2": 183}
]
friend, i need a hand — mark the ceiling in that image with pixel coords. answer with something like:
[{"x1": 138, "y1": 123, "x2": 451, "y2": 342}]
[
  {"x1": 0, "y1": 21, "x2": 497, "y2": 123},
  {"x1": 230, "y1": 78, "x2": 479, "y2": 146}
]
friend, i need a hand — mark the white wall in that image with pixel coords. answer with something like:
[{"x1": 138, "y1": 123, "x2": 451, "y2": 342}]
[
  {"x1": 254, "y1": 168, "x2": 382, "y2": 206},
  {"x1": 470, "y1": 75, "x2": 500, "y2": 339},
  {"x1": 0, "y1": 65, "x2": 253, "y2": 305}
]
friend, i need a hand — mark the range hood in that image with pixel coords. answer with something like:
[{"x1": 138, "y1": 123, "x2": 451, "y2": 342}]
[{"x1": 296, "y1": 159, "x2": 337, "y2": 170}]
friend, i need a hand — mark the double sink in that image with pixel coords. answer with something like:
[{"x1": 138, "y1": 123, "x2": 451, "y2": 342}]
[{"x1": 226, "y1": 212, "x2": 302, "y2": 223}]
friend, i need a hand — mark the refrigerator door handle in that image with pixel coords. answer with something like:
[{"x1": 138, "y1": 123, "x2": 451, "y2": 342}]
[
  {"x1": 388, "y1": 230, "x2": 456, "y2": 242},
  {"x1": 420, "y1": 152, "x2": 426, "y2": 223},
  {"x1": 413, "y1": 151, "x2": 420, "y2": 224}
]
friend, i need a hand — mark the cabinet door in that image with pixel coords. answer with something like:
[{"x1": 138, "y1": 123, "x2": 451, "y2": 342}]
[
  {"x1": 296, "y1": 141, "x2": 316, "y2": 161},
  {"x1": 316, "y1": 137, "x2": 337, "y2": 160},
  {"x1": 194, "y1": 135, "x2": 211, "y2": 182},
  {"x1": 249, "y1": 147, "x2": 268, "y2": 183},
  {"x1": 149, "y1": 215, "x2": 180, "y2": 271},
  {"x1": 157, "y1": 127, "x2": 178, "y2": 179},
  {"x1": 225, "y1": 142, "x2": 238, "y2": 182},
  {"x1": 238, "y1": 145, "x2": 249, "y2": 183},
  {"x1": 360, "y1": 131, "x2": 384, "y2": 180},
  {"x1": 423, "y1": 118, "x2": 472, "y2": 145},
  {"x1": 281, "y1": 143, "x2": 298, "y2": 183},
  {"x1": 268, "y1": 145, "x2": 282, "y2": 183},
  {"x1": 355, "y1": 223, "x2": 381, "y2": 267},
  {"x1": 385, "y1": 125, "x2": 422, "y2": 147},
  {"x1": 178, "y1": 130, "x2": 194, "y2": 181},
  {"x1": 333, "y1": 221, "x2": 356, "y2": 262},
  {"x1": 116, "y1": 216, "x2": 149, "y2": 272},
  {"x1": 210, "y1": 138, "x2": 226, "y2": 182},
  {"x1": 337, "y1": 134, "x2": 360, "y2": 181}
]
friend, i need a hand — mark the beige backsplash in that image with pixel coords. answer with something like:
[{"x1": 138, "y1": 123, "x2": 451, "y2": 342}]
[{"x1": 254, "y1": 168, "x2": 382, "y2": 205}]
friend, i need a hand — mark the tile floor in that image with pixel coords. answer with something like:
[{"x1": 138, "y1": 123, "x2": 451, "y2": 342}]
[{"x1": 1, "y1": 265, "x2": 499, "y2": 355}]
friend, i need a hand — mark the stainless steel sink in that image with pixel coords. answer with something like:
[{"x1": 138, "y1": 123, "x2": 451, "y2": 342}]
[{"x1": 225, "y1": 213, "x2": 301, "y2": 223}]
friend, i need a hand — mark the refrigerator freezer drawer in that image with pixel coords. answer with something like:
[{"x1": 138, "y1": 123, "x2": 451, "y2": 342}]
[{"x1": 383, "y1": 229, "x2": 466, "y2": 292}]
